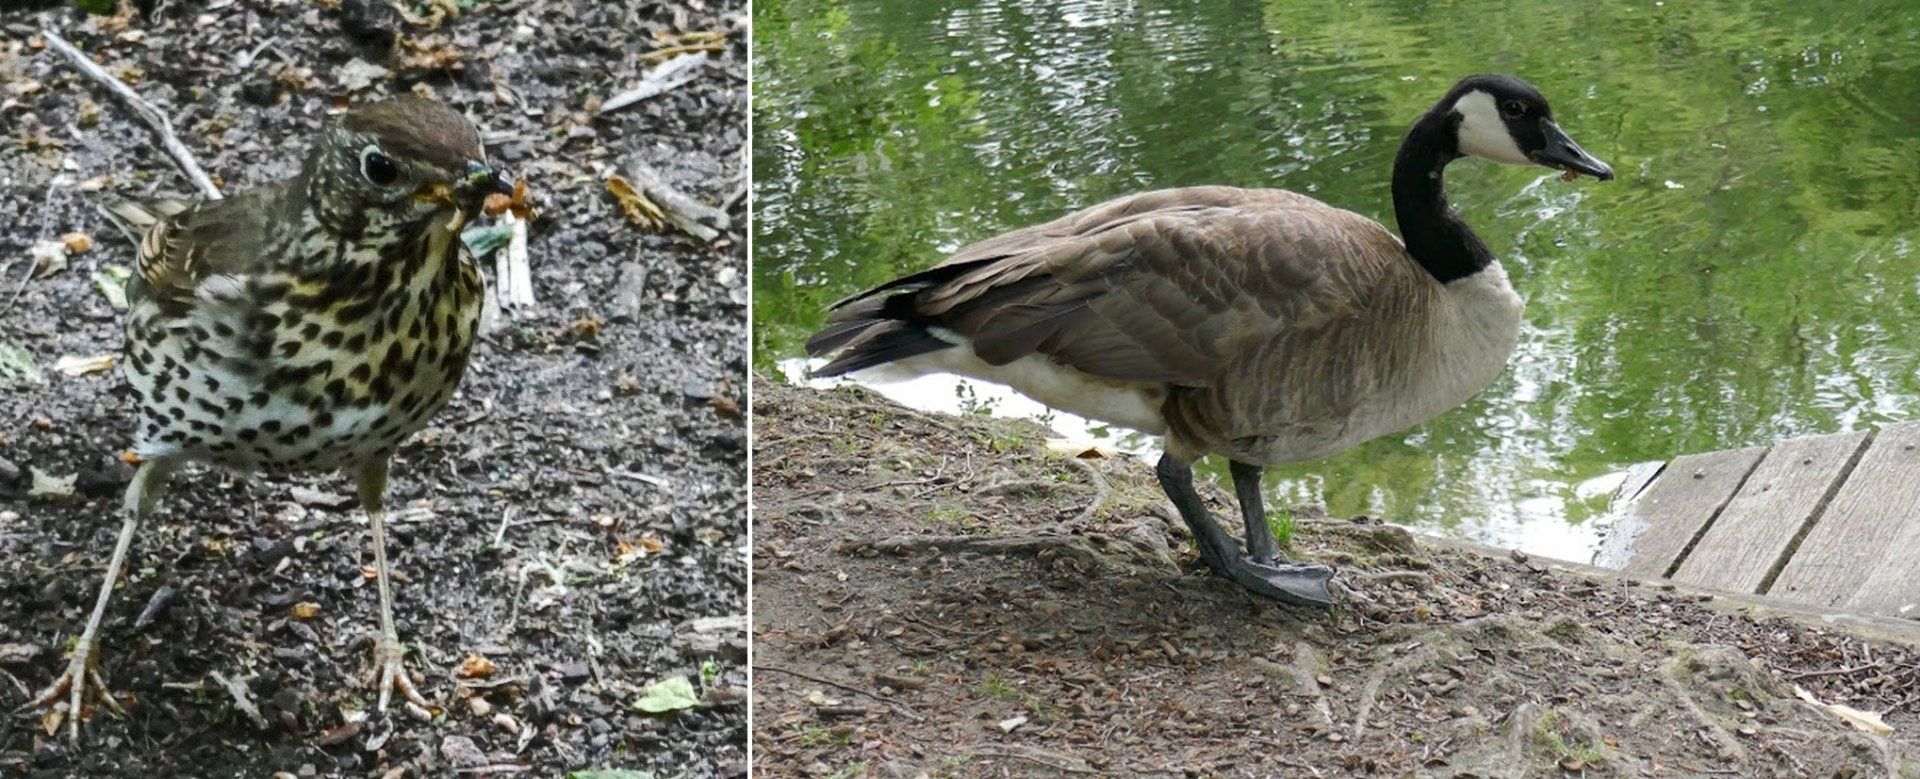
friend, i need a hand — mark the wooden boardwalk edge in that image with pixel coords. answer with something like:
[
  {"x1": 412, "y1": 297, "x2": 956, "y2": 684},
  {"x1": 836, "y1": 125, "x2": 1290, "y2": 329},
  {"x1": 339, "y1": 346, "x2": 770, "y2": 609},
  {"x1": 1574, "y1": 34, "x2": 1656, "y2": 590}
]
[
  {"x1": 1423, "y1": 533, "x2": 1920, "y2": 649},
  {"x1": 1603, "y1": 422, "x2": 1920, "y2": 622}
]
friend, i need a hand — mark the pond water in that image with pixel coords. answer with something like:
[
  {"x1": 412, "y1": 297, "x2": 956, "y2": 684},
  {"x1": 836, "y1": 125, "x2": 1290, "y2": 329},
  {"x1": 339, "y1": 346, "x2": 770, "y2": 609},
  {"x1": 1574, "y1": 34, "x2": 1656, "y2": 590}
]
[{"x1": 751, "y1": 0, "x2": 1920, "y2": 561}]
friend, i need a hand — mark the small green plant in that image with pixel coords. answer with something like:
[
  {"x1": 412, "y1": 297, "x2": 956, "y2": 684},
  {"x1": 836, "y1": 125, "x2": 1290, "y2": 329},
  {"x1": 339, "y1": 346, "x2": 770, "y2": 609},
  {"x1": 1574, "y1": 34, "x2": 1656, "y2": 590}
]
[
  {"x1": 824, "y1": 762, "x2": 866, "y2": 779},
  {"x1": 1267, "y1": 505, "x2": 1297, "y2": 549},
  {"x1": 980, "y1": 674, "x2": 1016, "y2": 699},
  {"x1": 699, "y1": 659, "x2": 720, "y2": 687}
]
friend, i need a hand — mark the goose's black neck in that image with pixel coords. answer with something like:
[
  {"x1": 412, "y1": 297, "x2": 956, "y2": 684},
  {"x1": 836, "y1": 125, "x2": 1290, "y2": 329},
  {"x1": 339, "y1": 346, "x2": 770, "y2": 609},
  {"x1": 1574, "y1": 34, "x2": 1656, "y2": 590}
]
[{"x1": 1391, "y1": 108, "x2": 1495, "y2": 284}]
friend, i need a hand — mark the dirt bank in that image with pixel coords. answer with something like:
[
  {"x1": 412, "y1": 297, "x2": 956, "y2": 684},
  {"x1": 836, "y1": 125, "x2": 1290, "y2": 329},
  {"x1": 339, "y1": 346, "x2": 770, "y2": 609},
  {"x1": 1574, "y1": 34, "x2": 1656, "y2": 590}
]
[
  {"x1": 752, "y1": 376, "x2": 1919, "y2": 777},
  {"x1": 0, "y1": 1, "x2": 746, "y2": 776}
]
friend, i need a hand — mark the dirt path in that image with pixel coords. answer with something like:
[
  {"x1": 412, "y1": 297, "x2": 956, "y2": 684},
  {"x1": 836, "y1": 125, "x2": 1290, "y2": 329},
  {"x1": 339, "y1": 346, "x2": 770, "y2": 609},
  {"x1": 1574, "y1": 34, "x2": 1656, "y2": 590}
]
[
  {"x1": 0, "y1": 2, "x2": 746, "y2": 776},
  {"x1": 752, "y1": 377, "x2": 1920, "y2": 778}
]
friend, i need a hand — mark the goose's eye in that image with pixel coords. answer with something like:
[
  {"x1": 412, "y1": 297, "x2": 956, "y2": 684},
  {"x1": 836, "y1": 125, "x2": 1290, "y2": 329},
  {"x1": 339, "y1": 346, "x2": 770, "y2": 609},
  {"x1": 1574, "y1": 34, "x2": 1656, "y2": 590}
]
[
  {"x1": 360, "y1": 147, "x2": 399, "y2": 187},
  {"x1": 1500, "y1": 99, "x2": 1526, "y2": 118}
]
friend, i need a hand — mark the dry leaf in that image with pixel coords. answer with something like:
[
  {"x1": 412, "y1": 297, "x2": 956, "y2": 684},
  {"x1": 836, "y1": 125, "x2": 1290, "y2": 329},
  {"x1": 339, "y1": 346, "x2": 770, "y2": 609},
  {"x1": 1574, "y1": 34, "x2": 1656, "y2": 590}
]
[
  {"x1": 53, "y1": 353, "x2": 115, "y2": 377},
  {"x1": 606, "y1": 175, "x2": 665, "y2": 230},
  {"x1": 1045, "y1": 438, "x2": 1118, "y2": 459},
  {"x1": 61, "y1": 232, "x2": 93, "y2": 253},
  {"x1": 292, "y1": 602, "x2": 321, "y2": 620},
  {"x1": 1793, "y1": 684, "x2": 1895, "y2": 735},
  {"x1": 457, "y1": 653, "x2": 496, "y2": 679}
]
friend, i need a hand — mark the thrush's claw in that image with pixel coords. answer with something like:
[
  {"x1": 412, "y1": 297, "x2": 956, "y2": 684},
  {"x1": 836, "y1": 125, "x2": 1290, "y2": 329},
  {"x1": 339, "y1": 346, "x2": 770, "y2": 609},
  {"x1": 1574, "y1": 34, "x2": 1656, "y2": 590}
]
[
  {"x1": 19, "y1": 640, "x2": 122, "y2": 741},
  {"x1": 370, "y1": 636, "x2": 433, "y2": 720}
]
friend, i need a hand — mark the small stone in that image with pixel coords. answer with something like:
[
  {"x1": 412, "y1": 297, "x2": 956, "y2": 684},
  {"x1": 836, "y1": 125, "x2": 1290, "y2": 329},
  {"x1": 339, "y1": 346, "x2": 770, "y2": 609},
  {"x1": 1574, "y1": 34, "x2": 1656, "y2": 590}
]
[{"x1": 439, "y1": 735, "x2": 486, "y2": 768}]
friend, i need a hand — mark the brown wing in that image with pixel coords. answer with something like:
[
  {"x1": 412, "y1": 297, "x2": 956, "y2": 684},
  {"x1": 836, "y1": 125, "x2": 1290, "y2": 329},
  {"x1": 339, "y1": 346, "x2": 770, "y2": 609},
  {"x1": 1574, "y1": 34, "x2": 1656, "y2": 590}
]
[
  {"x1": 109, "y1": 181, "x2": 301, "y2": 309},
  {"x1": 903, "y1": 186, "x2": 1420, "y2": 387}
]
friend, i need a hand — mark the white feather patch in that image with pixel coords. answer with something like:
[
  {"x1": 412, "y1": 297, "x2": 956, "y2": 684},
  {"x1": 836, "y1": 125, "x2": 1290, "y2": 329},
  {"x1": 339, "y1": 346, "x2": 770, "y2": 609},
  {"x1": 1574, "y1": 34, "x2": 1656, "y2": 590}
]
[{"x1": 1453, "y1": 91, "x2": 1528, "y2": 165}]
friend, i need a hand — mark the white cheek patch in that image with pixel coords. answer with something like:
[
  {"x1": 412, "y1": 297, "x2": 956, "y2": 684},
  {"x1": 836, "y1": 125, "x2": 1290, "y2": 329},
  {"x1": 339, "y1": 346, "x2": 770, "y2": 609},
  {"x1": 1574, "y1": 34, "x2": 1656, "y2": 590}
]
[{"x1": 1453, "y1": 91, "x2": 1530, "y2": 165}]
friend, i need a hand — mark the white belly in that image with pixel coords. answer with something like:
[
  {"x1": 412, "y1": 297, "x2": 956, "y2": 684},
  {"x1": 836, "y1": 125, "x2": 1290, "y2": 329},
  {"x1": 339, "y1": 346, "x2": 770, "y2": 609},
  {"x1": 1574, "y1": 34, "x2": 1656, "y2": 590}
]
[{"x1": 868, "y1": 343, "x2": 1170, "y2": 435}]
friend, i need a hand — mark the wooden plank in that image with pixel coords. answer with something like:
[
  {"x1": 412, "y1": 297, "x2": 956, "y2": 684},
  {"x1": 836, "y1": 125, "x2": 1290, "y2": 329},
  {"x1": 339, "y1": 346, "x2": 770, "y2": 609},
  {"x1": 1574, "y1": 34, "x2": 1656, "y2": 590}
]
[
  {"x1": 1770, "y1": 421, "x2": 1920, "y2": 614},
  {"x1": 1670, "y1": 431, "x2": 1870, "y2": 594},
  {"x1": 1847, "y1": 510, "x2": 1920, "y2": 619},
  {"x1": 1614, "y1": 446, "x2": 1767, "y2": 578}
]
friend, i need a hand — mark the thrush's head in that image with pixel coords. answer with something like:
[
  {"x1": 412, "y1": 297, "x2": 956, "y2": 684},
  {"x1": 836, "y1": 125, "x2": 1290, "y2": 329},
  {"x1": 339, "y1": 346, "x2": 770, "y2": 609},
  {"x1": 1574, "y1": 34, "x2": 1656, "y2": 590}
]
[{"x1": 308, "y1": 98, "x2": 511, "y2": 234}]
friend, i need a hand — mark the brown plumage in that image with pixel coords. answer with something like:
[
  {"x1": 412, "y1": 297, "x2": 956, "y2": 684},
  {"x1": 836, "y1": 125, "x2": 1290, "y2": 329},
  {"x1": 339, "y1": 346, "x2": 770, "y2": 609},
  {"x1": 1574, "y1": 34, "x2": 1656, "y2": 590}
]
[{"x1": 809, "y1": 74, "x2": 1615, "y2": 607}]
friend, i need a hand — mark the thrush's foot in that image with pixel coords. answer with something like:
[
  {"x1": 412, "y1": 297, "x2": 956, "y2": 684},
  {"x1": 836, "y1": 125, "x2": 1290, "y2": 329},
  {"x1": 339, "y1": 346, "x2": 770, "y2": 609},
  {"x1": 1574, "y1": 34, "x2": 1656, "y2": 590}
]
[
  {"x1": 20, "y1": 639, "x2": 125, "y2": 741},
  {"x1": 369, "y1": 636, "x2": 434, "y2": 720},
  {"x1": 1221, "y1": 557, "x2": 1337, "y2": 608}
]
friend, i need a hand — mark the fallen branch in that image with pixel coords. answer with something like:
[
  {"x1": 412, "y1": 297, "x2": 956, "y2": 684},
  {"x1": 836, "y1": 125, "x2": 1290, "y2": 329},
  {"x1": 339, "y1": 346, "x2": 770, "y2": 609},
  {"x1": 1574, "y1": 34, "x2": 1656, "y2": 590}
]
[
  {"x1": 41, "y1": 29, "x2": 222, "y2": 200},
  {"x1": 753, "y1": 664, "x2": 924, "y2": 721}
]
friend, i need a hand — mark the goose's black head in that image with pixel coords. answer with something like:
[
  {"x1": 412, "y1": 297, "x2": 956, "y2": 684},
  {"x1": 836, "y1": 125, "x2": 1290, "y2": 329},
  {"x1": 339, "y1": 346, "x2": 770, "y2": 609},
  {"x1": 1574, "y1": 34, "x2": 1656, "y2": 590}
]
[{"x1": 1438, "y1": 73, "x2": 1613, "y2": 181}]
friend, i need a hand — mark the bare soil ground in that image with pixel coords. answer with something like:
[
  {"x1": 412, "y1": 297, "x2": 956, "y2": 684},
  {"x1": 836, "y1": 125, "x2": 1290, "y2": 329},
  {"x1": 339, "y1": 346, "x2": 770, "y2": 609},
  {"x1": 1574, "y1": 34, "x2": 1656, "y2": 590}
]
[
  {"x1": 753, "y1": 377, "x2": 1920, "y2": 778},
  {"x1": 0, "y1": 1, "x2": 746, "y2": 776}
]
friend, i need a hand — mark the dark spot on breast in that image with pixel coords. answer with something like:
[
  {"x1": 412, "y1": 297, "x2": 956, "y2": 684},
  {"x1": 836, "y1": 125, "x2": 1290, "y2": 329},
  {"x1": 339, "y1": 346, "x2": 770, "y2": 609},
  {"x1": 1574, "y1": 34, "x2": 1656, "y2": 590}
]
[
  {"x1": 344, "y1": 333, "x2": 368, "y2": 352},
  {"x1": 322, "y1": 330, "x2": 346, "y2": 349},
  {"x1": 350, "y1": 363, "x2": 372, "y2": 384},
  {"x1": 213, "y1": 322, "x2": 235, "y2": 338}
]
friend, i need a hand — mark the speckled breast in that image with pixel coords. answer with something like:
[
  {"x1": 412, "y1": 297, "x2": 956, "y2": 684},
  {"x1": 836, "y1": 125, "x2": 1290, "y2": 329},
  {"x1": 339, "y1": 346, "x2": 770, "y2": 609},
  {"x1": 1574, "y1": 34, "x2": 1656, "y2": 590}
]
[{"x1": 124, "y1": 229, "x2": 483, "y2": 472}]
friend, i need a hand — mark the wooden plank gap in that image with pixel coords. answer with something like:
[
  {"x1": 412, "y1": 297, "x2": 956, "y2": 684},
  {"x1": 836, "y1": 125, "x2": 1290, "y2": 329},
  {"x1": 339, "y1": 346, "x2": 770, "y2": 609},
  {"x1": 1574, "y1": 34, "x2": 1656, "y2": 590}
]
[
  {"x1": 1755, "y1": 428, "x2": 1876, "y2": 595},
  {"x1": 1660, "y1": 450, "x2": 1766, "y2": 579}
]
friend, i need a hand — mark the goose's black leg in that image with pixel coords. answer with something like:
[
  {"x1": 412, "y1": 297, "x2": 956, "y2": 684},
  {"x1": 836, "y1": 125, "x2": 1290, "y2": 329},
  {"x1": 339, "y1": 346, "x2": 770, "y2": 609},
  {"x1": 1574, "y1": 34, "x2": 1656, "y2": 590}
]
[
  {"x1": 1156, "y1": 454, "x2": 1335, "y2": 607},
  {"x1": 1230, "y1": 460, "x2": 1280, "y2": 562}
]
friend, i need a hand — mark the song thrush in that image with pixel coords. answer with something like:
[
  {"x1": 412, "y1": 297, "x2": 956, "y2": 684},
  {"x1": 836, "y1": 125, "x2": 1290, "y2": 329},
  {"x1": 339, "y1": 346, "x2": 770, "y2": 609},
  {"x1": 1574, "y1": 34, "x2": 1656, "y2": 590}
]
[{"x1": 21, "y1": 98, "x2": 511, "y2": 738}]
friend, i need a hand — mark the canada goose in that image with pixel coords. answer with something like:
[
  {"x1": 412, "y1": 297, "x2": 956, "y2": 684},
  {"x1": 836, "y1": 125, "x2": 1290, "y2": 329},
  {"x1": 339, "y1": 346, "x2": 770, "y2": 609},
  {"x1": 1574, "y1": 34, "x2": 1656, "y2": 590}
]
[{"x1": 806, "y1": 74, "x2": 1613, "y2": 607}]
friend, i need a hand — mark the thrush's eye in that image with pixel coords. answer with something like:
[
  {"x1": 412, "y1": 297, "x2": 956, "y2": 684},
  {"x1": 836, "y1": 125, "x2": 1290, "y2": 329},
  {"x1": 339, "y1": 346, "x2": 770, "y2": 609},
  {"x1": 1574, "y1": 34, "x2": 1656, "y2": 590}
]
[
  {"x1": 1500, "y1": 99, "x2": 1526, "y2": 118},
  {"x1": 360, "y1": 147, "x2": 399, "y2": 187}
]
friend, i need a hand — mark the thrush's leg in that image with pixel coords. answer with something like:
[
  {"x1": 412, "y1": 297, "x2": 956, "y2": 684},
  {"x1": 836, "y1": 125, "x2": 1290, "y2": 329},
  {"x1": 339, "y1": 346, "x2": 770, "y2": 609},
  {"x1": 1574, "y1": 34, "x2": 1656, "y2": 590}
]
[
  {"x1": 354, "y1": 457, "x2": 431, "y2": 718},
  {"x1": 1156, "y1": 454, "x2": 1334, "y2": 608},
  {"x1": 22, "y1": 458, "x2": 176, "y2": 740}
]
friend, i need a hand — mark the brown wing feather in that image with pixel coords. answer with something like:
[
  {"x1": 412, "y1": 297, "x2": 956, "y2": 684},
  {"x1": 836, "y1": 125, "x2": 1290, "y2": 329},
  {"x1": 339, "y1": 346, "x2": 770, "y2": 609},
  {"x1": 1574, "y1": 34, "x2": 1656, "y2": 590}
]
[
  {"x1": 116, "y1": 181, "x2": 302, "y2": 308},
  {"x1": 905, "y1": 186, "x2": 1421, "y2": 387}
]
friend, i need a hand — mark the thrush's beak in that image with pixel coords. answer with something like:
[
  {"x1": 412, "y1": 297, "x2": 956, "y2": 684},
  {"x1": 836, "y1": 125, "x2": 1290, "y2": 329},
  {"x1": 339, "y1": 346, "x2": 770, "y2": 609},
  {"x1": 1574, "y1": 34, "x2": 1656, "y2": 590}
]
[
  {"x1": 1529, "y1": 120, "x2": 1614, "y2": 181},
  {"x1": 455, "y1": 160, "x2": 514, "y2": 215}
]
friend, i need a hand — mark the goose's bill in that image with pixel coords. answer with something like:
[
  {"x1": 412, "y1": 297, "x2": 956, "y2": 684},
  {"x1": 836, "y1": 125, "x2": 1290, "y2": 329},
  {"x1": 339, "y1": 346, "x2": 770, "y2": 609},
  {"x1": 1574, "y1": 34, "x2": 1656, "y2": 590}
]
[{"x1": 1531, "y1": 121, "x2": 1614, "y2": 181}]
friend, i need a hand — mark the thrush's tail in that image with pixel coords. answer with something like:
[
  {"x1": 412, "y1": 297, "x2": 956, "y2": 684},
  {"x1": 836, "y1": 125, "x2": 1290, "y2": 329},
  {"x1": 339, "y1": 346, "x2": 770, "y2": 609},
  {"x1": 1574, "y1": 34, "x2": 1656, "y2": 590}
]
[{"x1": 100, "y1": 198, "x2": 192, "y2": 244}]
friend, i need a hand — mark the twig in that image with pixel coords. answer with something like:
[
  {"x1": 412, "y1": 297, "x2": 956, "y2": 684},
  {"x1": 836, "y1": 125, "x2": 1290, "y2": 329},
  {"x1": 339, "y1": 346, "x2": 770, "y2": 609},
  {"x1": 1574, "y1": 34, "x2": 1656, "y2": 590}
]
[
  {"x1": 967, "y1": 744, "x2": 1099, "y2": 774},
  {"x1": 752, "y1": 664, "x2": 923, "y2": 721},
  {"x1": 1, "y1": 254, "x2": 34, "y2": 316},
  {"x1": 41, "y1": 29, "x2": 222, "y2": 200},
  {"x1": 850, "y1": 533, "x2": 1098, "y2": 562},
  {"x1": 208, "y1": 670, "x2": 268, "y2": 730},
  {"x1": 598, "y1": 52, "x2": 707, "y2": 115},
  {"x1": 1785, "y1": 662, "x2": 1881, "y2": 681}
]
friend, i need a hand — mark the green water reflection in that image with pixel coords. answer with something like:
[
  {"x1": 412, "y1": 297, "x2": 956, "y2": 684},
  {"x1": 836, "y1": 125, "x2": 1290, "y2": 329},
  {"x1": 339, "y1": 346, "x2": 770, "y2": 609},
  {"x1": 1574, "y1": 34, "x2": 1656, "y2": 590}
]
[{"x1": 752, "y1": 0, "x2": 1920, "y2": 559}]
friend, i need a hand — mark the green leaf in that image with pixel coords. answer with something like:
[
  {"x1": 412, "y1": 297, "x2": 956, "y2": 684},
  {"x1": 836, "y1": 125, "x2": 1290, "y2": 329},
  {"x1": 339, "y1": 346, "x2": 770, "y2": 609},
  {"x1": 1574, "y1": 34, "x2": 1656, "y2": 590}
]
[
  {"x1": 73, "y1": 0, "x2": 118, "y2": 15},
  {"x1": 461, "y1": 222, "x2": 515, "y2": 258},
  {"x1": 0, "y1": 343, "x2": 41, "y2": 385},
  {"x1": 92, "y1": 265, "x2": 130, "y2": 310},
  {"x1": 631, "y1": 676, "x2": 699, "y2": 714},
  {"x1": 568, "y1": 771, "x2": 659, "y2": 779}
]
